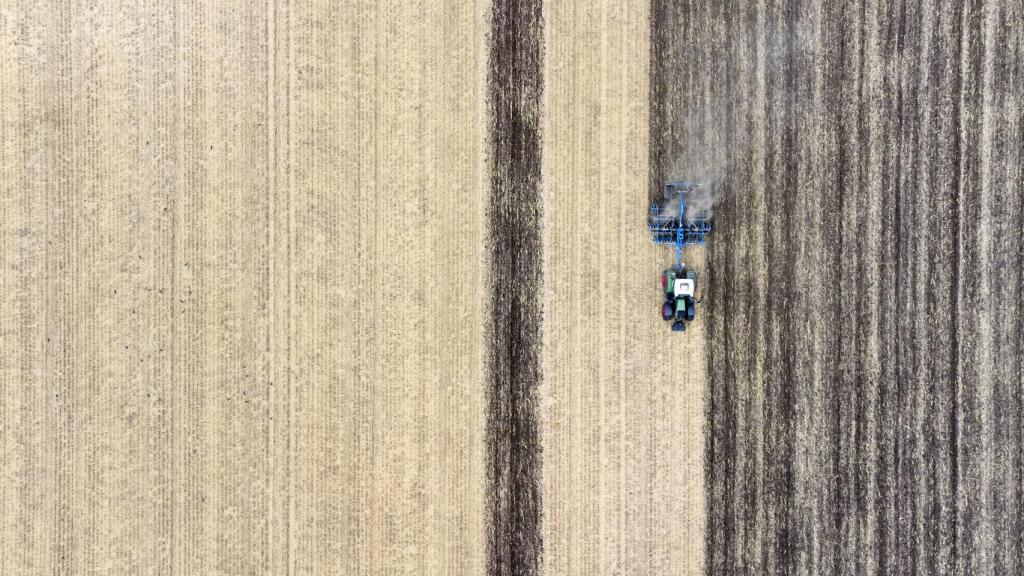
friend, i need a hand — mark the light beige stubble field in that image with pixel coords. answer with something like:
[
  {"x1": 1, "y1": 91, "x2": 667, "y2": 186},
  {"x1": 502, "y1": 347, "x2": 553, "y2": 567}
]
[
  {"x1": 1, "y1": 1, "x2": 488, "y2": 574},
  {"x1": 542, "y1": 0, "x2": 706, "y2": 575}
]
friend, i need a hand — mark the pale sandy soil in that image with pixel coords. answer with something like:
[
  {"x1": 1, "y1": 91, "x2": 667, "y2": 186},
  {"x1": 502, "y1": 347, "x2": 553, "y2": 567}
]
[
  {"x1": 1, "y1": 1, "x2": 488, "y2": 574},
  {"x1": 541, "y1": 0, "x2": 706, "y2": 574}
]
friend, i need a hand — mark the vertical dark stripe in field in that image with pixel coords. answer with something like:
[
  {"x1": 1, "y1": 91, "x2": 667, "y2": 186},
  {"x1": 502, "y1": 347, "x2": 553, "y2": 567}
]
[{"x1": 486, "y1": 1, "x2": 544, "y2": 575}]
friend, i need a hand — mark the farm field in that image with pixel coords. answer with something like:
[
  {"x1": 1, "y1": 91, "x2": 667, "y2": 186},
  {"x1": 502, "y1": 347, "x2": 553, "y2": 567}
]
[
  {"x1": 541, "y1": 1, "x2": 705, "y2": 575},
  {"x1": 2, "y1": 0, "x2": 1022, "y2": 575},
  {"x1": 652, "y1": 0, "x2": 1024, "y2": 574},
  {"x1": 1, "y1": 1, "x2": 488, "y2": 573}
]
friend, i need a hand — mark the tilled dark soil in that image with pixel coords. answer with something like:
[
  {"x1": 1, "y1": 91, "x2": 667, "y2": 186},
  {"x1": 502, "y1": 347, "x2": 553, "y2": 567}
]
[
  {"x1": 486, "y1": 0, "x2": 545, "y2": 575},
  {"x1": 652, "y1": 0, "x2": 1024, "y2": 574}
]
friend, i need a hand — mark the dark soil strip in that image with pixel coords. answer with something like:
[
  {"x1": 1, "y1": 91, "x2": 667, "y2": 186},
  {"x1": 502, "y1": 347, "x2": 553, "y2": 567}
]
[
  {"x1": 652, "y1": 0, "x2": 1024, "y2": 574},
  {"x1": 485, "y1": 1, "x2": 544, "y2": 575}
]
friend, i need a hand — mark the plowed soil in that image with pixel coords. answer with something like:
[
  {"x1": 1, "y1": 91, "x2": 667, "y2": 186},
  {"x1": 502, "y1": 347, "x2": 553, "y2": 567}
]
[{"x1": 652, "y1": 0, "x2": 1024, "y2": 574}]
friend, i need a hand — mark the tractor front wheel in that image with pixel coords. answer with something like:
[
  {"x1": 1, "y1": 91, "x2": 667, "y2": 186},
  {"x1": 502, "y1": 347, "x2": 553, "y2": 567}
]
[{"x1": 662, "y1": 302, "x2": 674, "y2": 321}]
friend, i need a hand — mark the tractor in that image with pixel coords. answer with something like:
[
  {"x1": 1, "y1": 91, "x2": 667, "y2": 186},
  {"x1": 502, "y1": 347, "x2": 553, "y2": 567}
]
[{"x1": 648, "y1": 181, "x2": 712, "y2": 332}]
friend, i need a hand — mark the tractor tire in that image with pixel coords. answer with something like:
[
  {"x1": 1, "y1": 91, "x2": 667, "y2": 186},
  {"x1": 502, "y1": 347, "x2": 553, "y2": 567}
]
[
  {"x1": 662, "y1": 302, "x2": 674, "y2": 321},
  {"x1": 686, "y1": 301, "x2": 695, "y2": 322}
]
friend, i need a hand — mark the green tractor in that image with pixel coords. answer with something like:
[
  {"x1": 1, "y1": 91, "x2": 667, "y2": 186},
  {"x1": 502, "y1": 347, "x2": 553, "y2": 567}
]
[
  {"x1": 660, "y1": 266, "x2": 698, "y2": 332},
  {"x1": 649, "y1": 181, "x2": 711, "y2": 332}
]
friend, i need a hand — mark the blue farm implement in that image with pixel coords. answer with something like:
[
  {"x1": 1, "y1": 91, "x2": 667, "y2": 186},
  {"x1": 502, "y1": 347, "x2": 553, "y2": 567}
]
[{"x1": 648, "y1": 181, "x2": 713, "y2": 332}]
